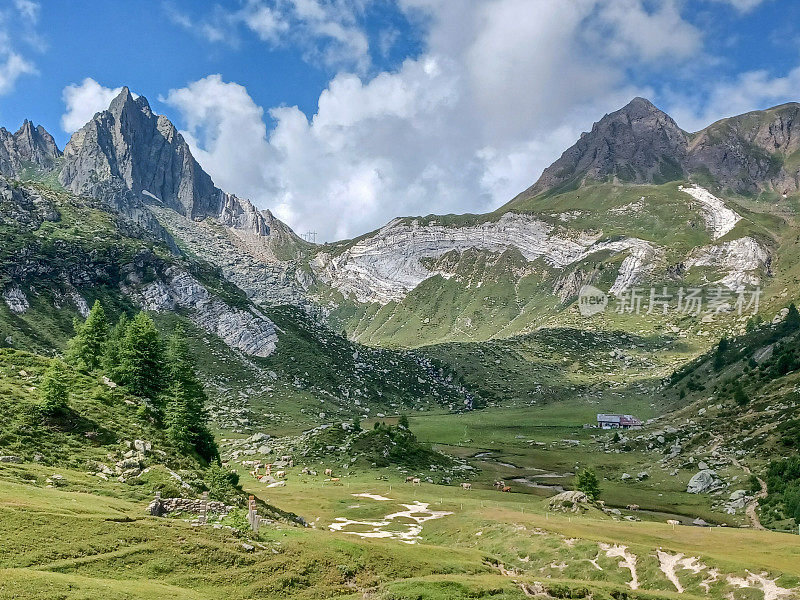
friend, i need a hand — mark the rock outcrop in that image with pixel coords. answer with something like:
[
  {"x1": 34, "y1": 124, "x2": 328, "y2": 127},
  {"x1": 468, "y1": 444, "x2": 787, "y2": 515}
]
[
  {"x1": 0, "y1": 120, "x2": 62, "y2": 178},
  {"x1": 312, "y1": 213, "x2": 658, "y2": 304},
  {"x1": 135, "y1": 266, "x2": 279, "y2": 357},
  {"x1": 686, "y1": 469, "x2": 721, "y2": 494}
]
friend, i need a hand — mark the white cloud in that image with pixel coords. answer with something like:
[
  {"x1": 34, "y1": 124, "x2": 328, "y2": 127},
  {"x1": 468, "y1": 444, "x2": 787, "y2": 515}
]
[
  {"x1": 168, "y1": 0, "x2": 371, "y2": 71},
  {"x1": 161, "y1": 75, "x2": 276, "y2": 204},
  {"x1": 707, "y1": 0, "x2": 770, "y2": 13},
  {"x1": 666, "y1": 65, "x2": 800, "y2": 132},
  {"x1": 13, "y1": 0, "x2": 39, "y2": 22},
  {"x1": 61, "y1": 78, "x2": 126, "y2": 132},
  {"x1": 0, "y1": 0, "x2": 41, "y2": 95},
  {"x1": 0, "y1": 50, "x2": 35, "y2": 95},
  {"x1": 162, "y1": 0, "x2": 711, "y2": 241}
]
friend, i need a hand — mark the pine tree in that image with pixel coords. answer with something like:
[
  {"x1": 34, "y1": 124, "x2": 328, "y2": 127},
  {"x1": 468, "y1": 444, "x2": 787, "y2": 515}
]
[
  {"x1": 575, "y1": 467, "x2": 601, "y2": 500},
  {"x1": 785, "y1": 303, "x2": 800, "y2": 332},
  {"x1": 39, "y1": 361, "x2": 69, "y2": 416},
  {"x1": 103, "y1": 312, "x2": 129, "y2": 381},
  {"x1": 117, "y1": 312, "x2": 165, "y2": 400},
  {"x1": 734, "y1": 384, "x2": 749, "y2": 406},
  {"x1": 713, "y1": 337, "x2": 729, "y2": 371},
  {"x1": 164, "y1": 325, "x2": 217, "y2": 461},
  {"x1": 398, "y1": 414, "x2": 410, "y2": 429},
  {"x1": 65, "y1": 300, "x2": 108, "y2": 372}
]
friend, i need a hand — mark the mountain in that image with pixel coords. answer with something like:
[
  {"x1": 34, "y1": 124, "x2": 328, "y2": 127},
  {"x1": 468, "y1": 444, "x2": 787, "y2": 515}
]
[
  {"x1": 687, "y1": 102, "x2": 800, "y2": 196},
  {"x1": 294, "y1": 99, "x2": 800, "y2": 349},
  {"x1": 513, "y1": 98, "x2": 800, "y2": 203},
  {"x1": 59, "y1": 87, "x2": 305, "y2": 261},
  {"x1": 0, "y1": 119, "x2": 62, "y2": 178},
  {"x1": 516, "y1": 97, "x2": 688, "y2": 199}
]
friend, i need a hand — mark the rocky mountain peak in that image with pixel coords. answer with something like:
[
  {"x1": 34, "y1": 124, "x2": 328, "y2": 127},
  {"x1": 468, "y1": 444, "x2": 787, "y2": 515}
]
[
  {"x1": 60, "y1": 88, "x2": 221, "y2": 219},
  {"x1": 516, "y1": 97, "x2": 688, "y2": 200},
  {"x1": 58, "y1": 87, "x2": 304, "y2": 254},
  {"x1": 0, "y1": 120, "x2": 62, "y2": 178}
]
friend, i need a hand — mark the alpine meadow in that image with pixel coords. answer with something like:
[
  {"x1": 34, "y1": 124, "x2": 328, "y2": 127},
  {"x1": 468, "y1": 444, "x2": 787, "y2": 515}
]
[{"x1": 1, "y1": 1, "x2": 800, "y2": 599}]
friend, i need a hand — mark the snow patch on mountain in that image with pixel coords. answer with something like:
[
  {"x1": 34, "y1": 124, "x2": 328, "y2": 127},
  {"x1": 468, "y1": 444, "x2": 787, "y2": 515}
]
[
  {"x1": 312, "y1": 213, "x2": 658, "y2": 303},
  {"x1": 679, "y1": 184, "x2": 740, "y2": 239}
]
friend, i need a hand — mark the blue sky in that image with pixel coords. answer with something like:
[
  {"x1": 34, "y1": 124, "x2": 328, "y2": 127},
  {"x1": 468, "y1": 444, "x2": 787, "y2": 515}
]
[{"x1": 1, "y1": 0, "x2": 799, "y2": 240}]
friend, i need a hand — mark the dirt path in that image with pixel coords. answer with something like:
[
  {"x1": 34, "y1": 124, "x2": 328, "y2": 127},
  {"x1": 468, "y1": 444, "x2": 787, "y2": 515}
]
[
  {"x1": 729, "y1": 456, "x2": 766, "y2": 530},
  {"x1": 712, "y1": 436, "x2": 766, "y2": 530}
]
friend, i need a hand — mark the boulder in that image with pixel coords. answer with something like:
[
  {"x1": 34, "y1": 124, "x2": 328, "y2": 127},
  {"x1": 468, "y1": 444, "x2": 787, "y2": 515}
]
[
  {"x1": 687, "y1": 470, "x2": 719, "y2": 494},
  {"x1": 0, "y1": 455, "x2": 22, "y2": 463},
  {"x1": 547, "y1": 490, "x2": 590, "y2": 513},
  {"x1": 133, "y1": 440, "x2": 152, "y2": 454}
]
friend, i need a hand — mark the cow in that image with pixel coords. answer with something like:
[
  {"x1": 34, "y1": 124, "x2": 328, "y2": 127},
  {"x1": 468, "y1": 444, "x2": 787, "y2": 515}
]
[
  {"x1": 324, "y1": 468, "x2": 333, "y2": 477},
  {"x1": 405, "y1": 476, "x2": 416, "y2": 483},
  {"x1": 502, "y1": 486, "x2": 511, "y2": 493},
  {"x1": 330, "y1": 477, "x2": 341, "y2": 484},
  {"x1": 301, "y1": 467, "x2": 309, "y2": 475},
  {"x1": 412, "y1": 478, "x2": 421, "y2": 486},
  {"x1": 461, "y1": 482, "x2": 472, "y2": 490},
  {"x1": 667, "y1": 519, "x2": 680, "y2": 526},
  {"x1": 494, "y1": 480, "x2": 505, "y2": 490},
  {"x1": 275, "y1": 470, "x2": 286, "y2": 478},
  {"x1": 627, "y1": 504, "x2": 640, "y2": 511}
]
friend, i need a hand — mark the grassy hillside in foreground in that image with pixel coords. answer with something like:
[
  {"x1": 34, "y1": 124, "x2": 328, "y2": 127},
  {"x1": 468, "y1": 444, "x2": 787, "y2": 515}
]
[{"x1": 1, "y1": 457, "x2": 799, "y2": 599}]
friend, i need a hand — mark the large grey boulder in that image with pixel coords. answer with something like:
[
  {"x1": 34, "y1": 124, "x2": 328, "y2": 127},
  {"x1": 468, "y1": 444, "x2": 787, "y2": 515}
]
[
  {"x1": 548, "y1": 490, "x2": 591, "y2": 513},
  {"x1": 687, "y1": 469, "x2": 720, "y2": 494}
]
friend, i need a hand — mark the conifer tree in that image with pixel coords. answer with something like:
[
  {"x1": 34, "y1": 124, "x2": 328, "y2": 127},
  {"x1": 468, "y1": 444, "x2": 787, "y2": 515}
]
[
  {"x1": 164, "y1": 325, "x2": 217, "y2": 461},
  {"x1": 575, "y1": 467, "x2": 601, "y2": 500},
  {"x1": 65, "y1": 300, "x2": 108, "y2": 372},
  {"x1": 117, "y1": 312, "x2": 165, "y2": 400},
  {"x1": 103, "y1": 312, "x2": 129, "y2": 381},
  {"x1": 39, "y1": 361, "x2": 69, "y2": 416}
]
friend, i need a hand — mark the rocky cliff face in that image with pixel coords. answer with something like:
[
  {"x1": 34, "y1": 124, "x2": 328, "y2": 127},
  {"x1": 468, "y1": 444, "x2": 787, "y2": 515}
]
[
  {"x1": 518, "y1": 97, "x2": 688, "y2": 199},
  {"x1": 688, "y1": 102, "x2": 800, "y2": 195},
  {"x1": 60, "y1": 88, "x2": 220, "y2": 218},
  {"x1": 0, "y1": 120, "x2": 61, "y2": 178},
  {"x1": 59, "y1": 88, "x2": 303, "y2": 256},
  {"x1": 312, "y1": 213, "x2": 660, "y2": 304}
]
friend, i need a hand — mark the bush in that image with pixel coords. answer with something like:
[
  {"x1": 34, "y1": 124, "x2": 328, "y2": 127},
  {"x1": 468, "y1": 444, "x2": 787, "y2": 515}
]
[{"x1": 204, "y1": 463, "x2": 241, "y2": 503}]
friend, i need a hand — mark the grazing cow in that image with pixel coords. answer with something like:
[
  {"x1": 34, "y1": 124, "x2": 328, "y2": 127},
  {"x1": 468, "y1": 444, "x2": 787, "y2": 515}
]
[
  {"x1": 412, "y1": 478, "x2": 421, "y2": 486},
  {"x1": 667, "y1": 519, "x2": 680, "y2": 526},
  {"x1": 330, "y1": 477, "x2": 341, "y2": 483},
  {"x1": 502, "y1": 486, "x2": 511, "y2": 493},
  {"x1": 405, "y1": 476, "x2": 416, "y2": 483},
  {"x1": 301, "y1": 467, "x2": 309, "y2": 475},
  {"x1": 494, "y1": 481, "x2": 505, "y2": 490},
  {"x1": 627, "y1": 504, "x2": 640, "y2": 511},
  {"x1": 275, "y1": 470, "x2": 286, "y2": 478},
  {"x1": 324, "y1": 468, "x2": 333, "y2": 477},
  {"x1": 461, "y1": 482, "x2": 472, "y2": 490}
]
